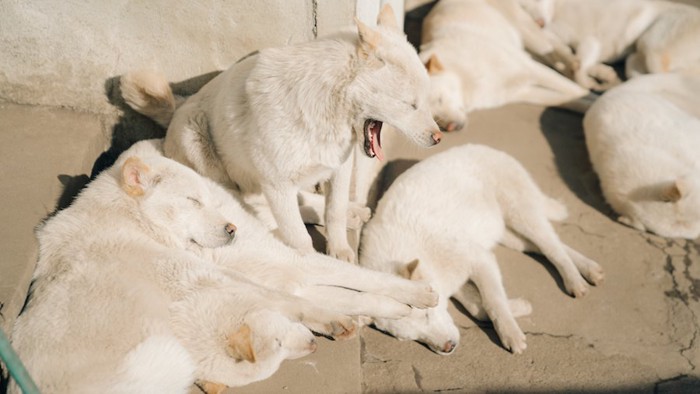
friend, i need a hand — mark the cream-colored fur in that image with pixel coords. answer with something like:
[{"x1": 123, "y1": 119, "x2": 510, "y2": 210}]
[
  {"x1": 359, "y1": 144, "x2": 604, "y2": 354},
  {"x1": 525, "y1": 0, "x2": 700, "y2": 90},
  {"x1": 122, "y1": 5, "x2": 442, "y2": 263},
  {"x1": 419, "y1": 0, "x2": 591, "y2": 132},
  {"x1": 10, "y1": 140, "x2": 358, "y2": 393},
  {"x1": 583, "y1": 72, "x2": 700, "y2": 239}
]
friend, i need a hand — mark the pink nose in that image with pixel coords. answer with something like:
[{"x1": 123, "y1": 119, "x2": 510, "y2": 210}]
[
  {"x1": 442, "y1": 340, "x2": 457, "y2": 354},
  {"x1": 225, "y1": 223, "x2": 237, "y2": 237},
  {"x1": 432, "y1": 130, "x2": 442, "y2": 144}
]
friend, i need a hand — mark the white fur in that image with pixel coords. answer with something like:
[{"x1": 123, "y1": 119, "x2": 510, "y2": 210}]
[
  {"x1": 419, "y1": 0, "x2": 591, "y2": 131},
  {"x1": 525, "y1": 0, "x2": 700, "y2": 90},
  {"x1": 122, "y1": 5, "x2": 442, "y2": 263},
  {"x1": 583, "y1": 72, "x2": 700, "y2": 239},
  {"x1": 10, "y1": 140, "x2": 361, "y2": 393},
  {"x1": 359, "y1": 144, "x2": 604, "y2": 354}
]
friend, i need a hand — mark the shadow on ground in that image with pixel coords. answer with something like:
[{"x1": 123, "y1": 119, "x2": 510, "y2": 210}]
[
  {"x1": 538, "y1": 107, "x2": 614, "y2": 219},
  {"x1": 93, "y1": 71, "x2": 222, "y2": 179}
]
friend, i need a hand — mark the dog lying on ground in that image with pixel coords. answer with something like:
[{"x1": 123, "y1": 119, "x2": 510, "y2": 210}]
[
  {"x1": 419, "y1": 0, "x2": 592, "y2": 132},
  {"x1": 121, "y1": 4, "x2": 442, "y2": 263},
  {"x1": 359, "y1": 144, "x2": 604, "y2": 354},
  {"x1": 523, "y1": 0, "x2": 700, "y2": 90},
  {"x1": 10, "y1": 140, "x2": 357, "y2": 394},
  {"x1": 583, "y1": 72, "x2": 700, "y2": 239}
]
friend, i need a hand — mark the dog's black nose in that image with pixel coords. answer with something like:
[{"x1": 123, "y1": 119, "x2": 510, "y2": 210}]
[{"x1": 225, "y1": 223, "x2": 237, "y2": 237}]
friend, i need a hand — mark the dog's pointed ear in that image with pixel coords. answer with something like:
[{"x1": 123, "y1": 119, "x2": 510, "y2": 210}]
[
  {"x1": 661, "y1": 179, "x2": 688, "y2": 202},
  {"x1": 425, "y1": 54, "x2": 444, "y2": 74},
  {"x1": 399, "y1": 259, "x2": 423, "y2": 280},
  {"x1": 377, "y1": 3, "x2": 400, "y2": 31},
  {"x1": 355, "y1": 17, "x2": 381, "y2": 56},
  {"x1": 226, "y1": 324, "x2": 256, "y2": 363},
  {"x1": 120, "y1": 156, "x2": 150, "y2": 197}
]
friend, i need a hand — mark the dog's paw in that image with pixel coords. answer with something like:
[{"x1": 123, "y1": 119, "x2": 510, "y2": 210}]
[
  {"x1": 406, "y1": 283, "x2": 439, "y2": 309},
  {"x1": 581, "y1": 261, "x2": 605, "y2": 286},
  {"x1": 494, "y1": 320, "x2": 527, "y2": 355},
  {"x1": 328, "y1": 245, "x2": 356, "y2": 263},
  {"x1": 196, "y1": 380, "x2": 228, "y2": 394},
  {"x1": 565, "y1": 276, "x2": 590, "y2": 298},
  {"x1": 347, "y1": 204, "x2": 372, "y2": 230},
  {"x1": 330, "y1": 316, "x2": 357, "y2": 340},
  {"x1": 509, "y1": 298, "x2": 532, "y2": 318},
  {"x1": 588, "y1": 63, "x2": 621, "y2": 90}
]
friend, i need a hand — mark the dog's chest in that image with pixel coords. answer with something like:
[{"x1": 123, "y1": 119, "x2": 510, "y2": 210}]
[{"x1": 293, "y1": 130, "x2": 355, "y2": 185}]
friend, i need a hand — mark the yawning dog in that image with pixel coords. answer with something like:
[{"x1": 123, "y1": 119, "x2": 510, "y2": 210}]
[{"x1": 121, "y1": 5, "x2": 442, "y2": 263}]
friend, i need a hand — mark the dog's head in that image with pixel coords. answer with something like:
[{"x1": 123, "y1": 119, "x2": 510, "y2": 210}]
[
  {"x1": 349, "y1": 4, "x2": 442, "y2": 161},
  {"x1": 227, "y1": 310, "x2": 317, "y2": 368},
  {"x1": 372, "y1": 259, "x2": 460, "y2": 355},
  {"x1": 117, "y1": 143, "x2": 236, "y2": 250},
  {"x1": 422, "y1": 54, "x2": 467, "y2": 132}
]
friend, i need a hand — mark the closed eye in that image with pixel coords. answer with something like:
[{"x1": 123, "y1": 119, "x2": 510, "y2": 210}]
[
  {"x1": 187, "y1": 197, "x2": 203, "y2": 207},
  {"x1": 403, "y1": 100, "x2": 418, "y2": 110}
]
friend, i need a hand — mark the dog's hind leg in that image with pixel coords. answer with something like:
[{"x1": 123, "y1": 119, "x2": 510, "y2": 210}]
[
  {"x1": 453, "y1": 282, "x2": 532, "y2": 322},
  {"x1": 500, "y1": 228, "x2": 603, "y2": 287},
  {"x1": 467, "y1": 247, "x2": 527, "y2": 354},
  {"x1": 504, "y1": 206, "x2": 600, "y2": 297}
]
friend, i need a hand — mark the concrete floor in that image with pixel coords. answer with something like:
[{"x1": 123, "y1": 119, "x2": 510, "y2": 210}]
[{"x1": 2, "y1": 97, "x2": 700, "y2": 394}]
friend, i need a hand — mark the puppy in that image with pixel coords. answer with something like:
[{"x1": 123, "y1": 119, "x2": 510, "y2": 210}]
[
  {"x1": 359, "y1": 144, "x2": 604, "y2": 354},
  {"x1": 122, "y1": 4, "x2": 442, "y2": 263},
  {"x1": 419, "y1": 0, "x2": 591, "y2": 132},
  {"x1": 524, "y1": 0, "x2": 700, "y2": 90},
  {"x1": 10, "y1": 140, "x2": 354, "y2": 393},
  {"x1": 583, "y1": 72, "x2": 700, "y2": 239}
]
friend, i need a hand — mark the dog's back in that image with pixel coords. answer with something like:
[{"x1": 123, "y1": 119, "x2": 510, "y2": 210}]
[{"x1": 584, "y1": 72, "x2": 700, "y2": 238}]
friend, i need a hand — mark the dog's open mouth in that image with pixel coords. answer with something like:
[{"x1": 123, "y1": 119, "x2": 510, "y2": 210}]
[{"x1": 363, "y1": 119, "x2": 384, "y2": 161}]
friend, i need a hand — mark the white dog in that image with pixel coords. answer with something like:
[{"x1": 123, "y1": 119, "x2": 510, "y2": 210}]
[
  {"x1": 523, "y1": 0, "x2": 700, "y2": 90},
  {"x1": 583, "y1": 72, "x2": 700, "y2": 239},
  {"x1": 10, "y1": 140, "x2": 358, "y2": 394},
  {"x1": 359, "y1": 144, "x2": 604, "y2": 354},
  {"x1": 419, "y1": 0, "x2": 591, "y2": 132},
  {"x1": 121, "y1": 4, "x2": 442, "y2": 263}
]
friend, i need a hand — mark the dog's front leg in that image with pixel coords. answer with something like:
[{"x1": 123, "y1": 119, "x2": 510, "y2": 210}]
[
  {"x1": 262, "y1": 182, "x2": 315, "y2": 254},
  {"x1": 325, "y1": 155, "x2": 355, "y2": 262}
]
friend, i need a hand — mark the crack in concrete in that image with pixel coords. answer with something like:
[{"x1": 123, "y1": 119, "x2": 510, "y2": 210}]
[
  {"x1": 641, "y1": 235, "x2": 699, "y2": 372},
  {"x1": 654, "y1": 373, "x2": 691, "y2": 393},
  {"x1": 561, "y1": 219, "x2": 606, "y2": 239},
  {"x1": 412, "y1": 365, "x2": 424, "y2": 391},
  {"x1": 525, "y1": 331, "x2": 575, "y2": 340},
  {"x1": 311, "y1": 0, "x2": 318, "y2": 39}
]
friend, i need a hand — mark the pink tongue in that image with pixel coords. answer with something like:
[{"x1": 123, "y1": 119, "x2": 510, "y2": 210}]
[{"x1": 372, "y1": 130, "x2": 384, "y2": 161}]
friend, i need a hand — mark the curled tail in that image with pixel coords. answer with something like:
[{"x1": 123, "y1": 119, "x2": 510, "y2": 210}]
[{"x1": 120, "y1": 70, "x2": 177, "y2": 128}]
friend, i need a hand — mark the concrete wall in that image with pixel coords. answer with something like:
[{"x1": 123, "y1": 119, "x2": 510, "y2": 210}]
[{"x1": 0, "y1": 0, "x2": 403, "y2": 115}]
